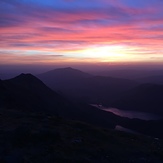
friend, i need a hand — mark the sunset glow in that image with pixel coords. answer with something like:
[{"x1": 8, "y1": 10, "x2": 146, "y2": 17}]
[{"x1": 1, "y1": 0, "x2": 163, "y2": 66}]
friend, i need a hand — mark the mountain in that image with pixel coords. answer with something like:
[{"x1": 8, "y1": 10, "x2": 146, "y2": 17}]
[
  {"x1": 40, "y1": 67, "x2": 91, "y2": 78},
  {"x1": 1, "y1": 74, "x2": 163, "y2": 138},
  {"x1": 38, "y1": 67, "x2": 138, "y2": 105},
  {"x1": 93, "y1": 69, "x2": 163, "y2": 79},
  {"x1": 83, "y1": 76, "x2": 138, "y2": 104},
  {"x1": 137, "y1": 75, "x2": 163, "y2": 85},
  {"x1": 0, "y1": 73, "x2": 120, "y2": 129},
  {"x1": 0, "y1": 73, "x2": 72, "y2": 115},
  {"x1": 37, "y1": 67, "x2": 91, "y2": 89},
  {"x1": 112, "y1": 83, "x2": 163, "y2": 115}
]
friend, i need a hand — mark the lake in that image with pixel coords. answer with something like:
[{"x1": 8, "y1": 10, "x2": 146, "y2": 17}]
[{"x1": 91, "y1": 104, "x2": 162, "y2": 120}]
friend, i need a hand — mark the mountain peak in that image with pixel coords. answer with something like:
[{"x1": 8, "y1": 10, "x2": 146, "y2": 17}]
[
  {"x1": 38, "y1": 67, "x2": 92, "y2": 79},
  {"x1": 10, "y1": 73, "x2": 44, "y2": 86},
  {"x1": 14, "y1": 73, "x2": 36, "y2": 80},
  {"x1": 57, "y1": 67, "x2": 80, "y2": 72},
  {"x1": 17, "y1": 73, "x2": 34, "y2": 78}
]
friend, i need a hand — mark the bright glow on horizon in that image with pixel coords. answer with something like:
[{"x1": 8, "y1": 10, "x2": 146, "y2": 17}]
[
  {"x1": 1, "y1": 0, "x2": 163, "y2": 66},
  {"x1": 82, "y1": 45, "x2": 126, "y2": 62}
]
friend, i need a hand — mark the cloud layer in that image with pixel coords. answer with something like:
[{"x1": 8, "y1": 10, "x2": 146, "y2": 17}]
[{"x1": 1, "y1": 0, "x2": 163, "y2": 64}]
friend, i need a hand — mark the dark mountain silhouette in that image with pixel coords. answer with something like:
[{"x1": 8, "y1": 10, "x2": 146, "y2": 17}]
[
  {"x1": 38, "y1": 67, "x2": 138, "y2": 105},
  {"x1": 137, "y1": 75, "x2": 163, "y2": 85},
  {"x1": 37, "y1": 67, "x2": 91, "y2": 88},
  {"x1": 40, "y1": 67, "x2": 91, "y2": 78},
  {"x1": 0, "y1": 73, "x2": 121, "y2": 129},
  {"x1": 0, "y1": 74, "x2": 163, "y2": 138},
  {"x1": 112, "y1": 83, "x2": 163, "y2": 116},
  {"x1": 0, "y1": 73, "x2": 73, "y2": 115},
  {"x1": 83, "y1": 76, "x2": 138, "y2": 104},
  {"x1": 93, "y1": 69, "x2": 163, "y2": 79},
  {"x1": 37, "y1": 67, "x2": 92, "y2": 100}
]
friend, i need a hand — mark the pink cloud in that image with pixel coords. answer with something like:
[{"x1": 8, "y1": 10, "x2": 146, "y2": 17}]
[{"x1": 1, "y1": 1, "x2": 163, "y2": 65}]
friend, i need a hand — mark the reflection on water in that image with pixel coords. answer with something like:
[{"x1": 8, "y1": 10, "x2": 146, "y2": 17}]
[
  {"x1": 115, "y1": 125, "x2": 141, "y2": 135},
  {"x1": 92, "y1": 104, "x2": 162, "y2": 120},
  {"x1": 103, "y1": 108, "x2": 161, "y2": 120}
]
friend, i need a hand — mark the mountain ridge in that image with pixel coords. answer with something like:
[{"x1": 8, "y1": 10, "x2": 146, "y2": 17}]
[
  {"x1": 0, "y1": 73, "x2": 72, "y2": 115},
  {"x1": 0, "y1": 73, "x2": 119, "y2": 129},
  {"x1": 1, "y1": 73, "x2": 163, "y2": 138},
  {"x1": 38, "y1": 67, "x2": 92, "y2": 79},
  {"x1": 112, "y1": 83, "x2": 163, "y2": 115},
  {"x1": 38, "y1": 67, "x2": 138, "y2": 105}
]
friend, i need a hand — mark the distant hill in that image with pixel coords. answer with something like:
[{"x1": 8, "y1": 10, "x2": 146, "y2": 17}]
[
  {"x1": 38, "y1": 67, "x2": 138, "y2": 105},
  {"x1": 37, "y1": 67, "x2": 92, "y2": 97},
  {"x1": 93, "y1": 69, "x2": 163, "y2": 79},
  {"x1": 39, "y1": 67, "x2": 91, "y2": 78},
  {"x1": 37, "y1": 67, "x2": 91, "y2": 88},
  {"x1": 136, "y1": 75, "x2": 163, "y2": 85},
  {"x1": 112, "y1": 83, "x2": 163, "y2": 115}
]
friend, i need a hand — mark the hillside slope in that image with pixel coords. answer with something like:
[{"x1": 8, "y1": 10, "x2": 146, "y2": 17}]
[
  {"x1": 0, "y1": 74, "x2": 119, "y2": 129},
  {"x1": 0, "y1": 108, "x2": 162, "y2": 163},
  {"x1": 112, "y1": 83, "x2": 163, "y2": 115},
  {"x1": 38, "y1": 67, "x2": 138, "y2": 104},
  {"x1": 0, "y1": 73, "x2": 72, "y2": 115}
]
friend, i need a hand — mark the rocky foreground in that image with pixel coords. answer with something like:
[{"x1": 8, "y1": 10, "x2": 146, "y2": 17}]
[{"x1": 0, "y1": 108, "x2": 162, "y2": 163}]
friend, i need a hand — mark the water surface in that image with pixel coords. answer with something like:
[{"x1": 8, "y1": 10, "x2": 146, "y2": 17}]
[{"x1": 92, "y1": 104, "x2": 162, "y2": 120}]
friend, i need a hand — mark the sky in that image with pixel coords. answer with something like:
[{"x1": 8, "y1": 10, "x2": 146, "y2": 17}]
[{"x1": 1, "y1": 0, "x2": 163, "y2": 68}]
